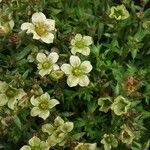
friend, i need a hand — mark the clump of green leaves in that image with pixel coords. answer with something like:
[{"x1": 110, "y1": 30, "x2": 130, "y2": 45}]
[{"x1": 0, "y1": 0, "x2": 150, "y2": 150}]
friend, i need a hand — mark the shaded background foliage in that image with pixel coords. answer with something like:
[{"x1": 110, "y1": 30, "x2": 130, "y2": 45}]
[{"x1": 0, "y1": 0, "x2": 150, "y2": 150}]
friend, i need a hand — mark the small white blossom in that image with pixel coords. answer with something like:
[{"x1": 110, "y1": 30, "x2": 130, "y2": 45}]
[
  {"x1": 30, "y1": 92, "x2": 59, "y2": 120},
  {"x1": 71, "y1": 34, "x2": 93, "y2": 56},
  {"x1": 21, "y1": 12, "x2": 56, "y2": 43},
  {"x1": 61, "y1": 55, "x2": 92, "y2": 87},
  {"x1": 36, "y1": 52, "x2": 59, "y2": 77}
]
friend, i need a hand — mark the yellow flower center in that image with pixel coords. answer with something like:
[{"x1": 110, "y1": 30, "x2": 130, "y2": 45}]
[
  {"x1": 72, "y1": 67, "x2": 83, "y2": 76},
  {"x1": 39, "y1": 101, "x2": 49, "y2": 110},
  {"x1": 35, "y1": 22, "x2": 48, "y2": 36},
  {"x1": 75, "y1": 40, "x2": 85, "y2": 49},
  {"x1": 42, "y1": 61, "x2": 52, "y2": 69}
]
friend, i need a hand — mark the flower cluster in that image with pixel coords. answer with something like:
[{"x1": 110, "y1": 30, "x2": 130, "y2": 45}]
[
  {"x1": 20, "y1": 136, "x2": 50, "y2": 150},
  {"x1": 98, "y1": 95, "x2": 131, "y2": 116},
  {"x1": 98, "y1": 96, "x2": 131, "y2": 116},
  {"x1": 42, "y1": 116, "x2": 74, "y2": 147}
]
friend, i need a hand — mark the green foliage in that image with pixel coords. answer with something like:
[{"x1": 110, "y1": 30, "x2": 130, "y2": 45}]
[{"x1": 0, "y1": 0, "x2": 150, "y2": 150}]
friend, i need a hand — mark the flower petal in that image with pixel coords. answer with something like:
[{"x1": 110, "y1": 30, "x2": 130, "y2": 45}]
[
  {"x1": 36, "y1": 53, "x2": 47, "y2": 63},
  {"x1": 20, "y1": 145, "x2": 31, "y2": 150},
  {"x1": 30, "y1": 107, "x2": 40, "y2": 117},
  {"x1": 48, "y1": 99, "x2": 59, "y2": 109},
  {"x1": 70, "y1": 55, "x2": 81, "y2": 67},
  {"x1": 38, "y1": 110, "x2": 50, "y2": 120},
  {"x1": 70, "y1": 39, "x2": 76, "y2": 45},
  {"x1": 48, "y1": 52, "x2": 59, "y2": 63},
  {"x1": 53, "y1": 64, "x2": 59, "y2": 71},
  {"x1": 41, "y1": 33, "x2": 54, "y2": 44},
  {"x1": 80, "y1": 47, "x2": 90, "y2": 56},
  {"x1": 79, "y1": 75, "x2": 90, "y2": 87},
  {"x1": 61, "y1": 64, "x2": 72, "y2": 75},
  {"x1": 30, "y1": 96, "x2": 40, "y2": 106},
  {"x1": 80, "y1": 61, "x2": 92, "y2": 73},
  {"x1": 21, "y1": 23, "x2": 34, "y2": 31},
  {"x1": 40, "y1": 92, "x2": 50, "y2": 101},
  {"x1": 29, "y1": 136, "x2": 41, "y2": 147},
  {"x1": 67, "y1": 75, "x2": 79, "y2": 87},
  {"x1": 71, "y1": 47, "x2": 80, "y2": 55},
  {"x1": 7, "y1": 98, "x2": 17, "y2": 110},
  {"x1": 74, "y1": 34, "x2": 82, "y2": 41},
  {"x1": 32, "y1": 31, "x2": 41, "y2": 39},
  {"x1": 42, "y1": 124, "x2": 55, "y2": 135},
  {"x1": 46, "y1": 19, "x2": 55, "y2": 31},
  {"x1": 39, "y1": 69, "x2": 51, "y2": 77},
  {"x1": 32, "y1": 12, "x2": 46, "y2": 24},
  {"x1": 0, "y1": 94, "x2": 8, "y2": 106},
  {"x1": 83, "y1": 36, "x2": 93, "y2": 46}
]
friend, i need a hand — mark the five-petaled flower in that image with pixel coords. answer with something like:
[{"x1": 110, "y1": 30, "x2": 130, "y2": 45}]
[
  {"x1": 109, "y1": 4, "x2": 129, "y2": 20},
  {"x1": 0, "y1": 81, "x2": 26, "y2": 110},
  {"x1": 21, "y1": 12, "x2": 56, "y2": 43},
  {"x1": 61, "y1": 55, "x2": 92, "y2": 87},
  {"x1": 36, "y1": 52, "x2": 59, "y2": 77},
  {"x1": 70, "y1": 34, "x2": 93, "y2": 56},
  {"x1": 30, "y1": 92, "x2": 59, "y2": 120},
  {"x1": 20, "y1": 136, "x2": 50, "y2": 150},
  {"x1": 101, "y1": 134, "x2": 118, "y2": 150},
  {"x1": 111, "y1": 96, "x2": 131, "y2": 116}
]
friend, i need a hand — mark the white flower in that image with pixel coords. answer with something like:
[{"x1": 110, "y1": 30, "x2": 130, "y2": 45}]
[
  {"x1": 0, "y1": 81, "x2": 26, "y2": 110},
  {"x1": 36, "y1": 52, "x2": 59, "y2": 77},
  {"x1": 61, "y1": 55, "x2": 92, "y2": 87},
  {"x1": 71, "y1": 34, "x2": 93, "y2": 56},
  {"x1": 30, "y1": 92, "x2": 59, "y2": 120},
  {"x1": 21, "y1": 12, "x2": 56, "y2": 43}
]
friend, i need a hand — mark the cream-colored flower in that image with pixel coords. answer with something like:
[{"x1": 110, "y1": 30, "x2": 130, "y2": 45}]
[
  {"x1": 71, "y1": 34, "x2": 93, "y2": 56},
  {"x1": 36, "y1": 52, "x2": 59, "y2": 77},
  {"x1": 61, "y1": 55, "x2": 92, "y2": 87},
  {"x1": 111, "y1": 96, "x2": 131, "y2": 116},
  {"x1": 75, "y1": 143, "x2": 97, "y2": 150},
  {"x1": 20, "y1": 136, "x2": 49, "y2": 150},
  {"x1": 109, "y1": 5, "x2": 129, "y2": 20},
  {"x1": 0, "y1": 81, "x2": 26, "y2": 110},
  {"x1": 30, "y1": 92, "x2": 59, "y2": 120},
  {"x1": 101, "y1": 134, "x2": 118, "y2": 150},
  {"x1": 21, "y1": 12, "x2": 55, "y2": 43}
]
